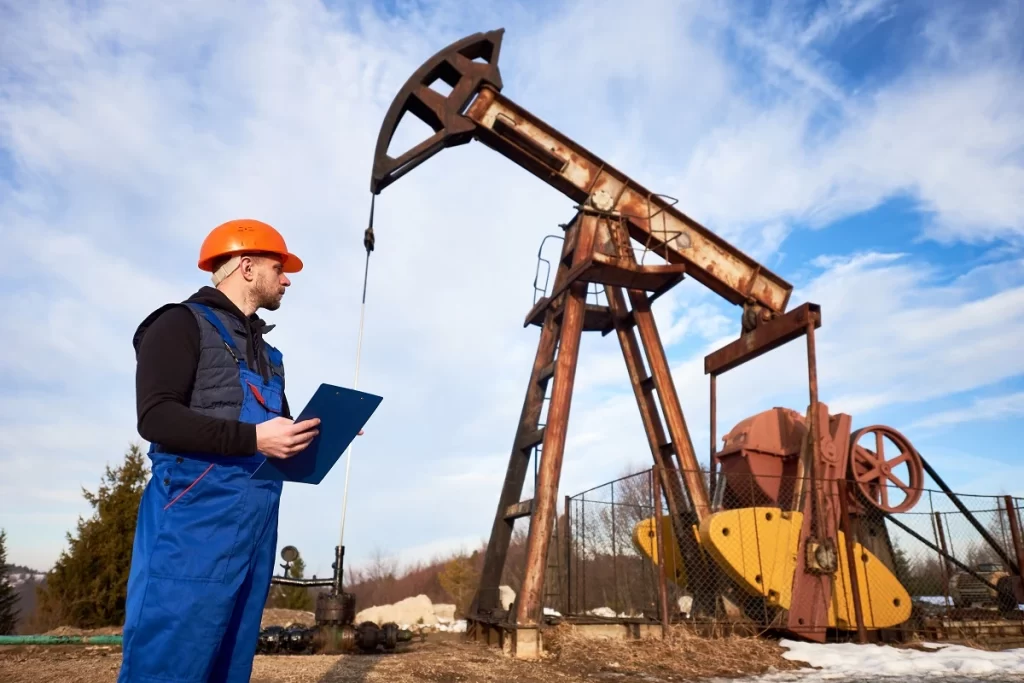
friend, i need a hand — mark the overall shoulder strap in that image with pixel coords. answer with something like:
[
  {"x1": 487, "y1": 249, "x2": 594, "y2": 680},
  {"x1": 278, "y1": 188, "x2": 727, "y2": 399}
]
[{"x1": 186, "y1": 303, "x2": 244, "y2": 366}]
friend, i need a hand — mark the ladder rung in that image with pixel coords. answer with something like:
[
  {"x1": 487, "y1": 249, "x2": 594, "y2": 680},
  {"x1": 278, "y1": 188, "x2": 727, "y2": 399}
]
[
  {"x1": 537, "y1": 361, "x2": 556, "y2": 384},
  {"x1": 516, "y1": 428, "x2": 546, "y2": 453},
  {"x1": 505, "y1": 499, "x2": 533, "y2": 521}
]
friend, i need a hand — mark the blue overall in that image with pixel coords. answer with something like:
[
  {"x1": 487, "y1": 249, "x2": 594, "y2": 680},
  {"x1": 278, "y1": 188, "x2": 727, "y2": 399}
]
[{"x1": 119, "y1": 303, "x2": 285, "y2": 683}]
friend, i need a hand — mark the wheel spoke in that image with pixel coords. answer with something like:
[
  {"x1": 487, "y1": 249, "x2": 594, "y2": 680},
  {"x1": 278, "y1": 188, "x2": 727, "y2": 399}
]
[
  {"x1": 879, "y1": 480, "x2": 889, "y2": 508},
  {"x1": 857, "y1": 466, "x2": 880, "y2": 482},
  {"x1": 889, "y1": 452, "x2": 910, "y2": 468},
  {"x1": 886, "y1": 471, "x2": 908, "y2": 491},
  {"x1": 857, "y1": 445, "x2": 882, "y2": 465},
  {"x1": 875, "y1": 430, "x2": 885, "y2": 462}
]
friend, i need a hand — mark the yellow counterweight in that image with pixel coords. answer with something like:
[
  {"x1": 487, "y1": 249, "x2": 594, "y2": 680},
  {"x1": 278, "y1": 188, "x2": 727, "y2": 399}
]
[{"x1": 631, "y1": 507, "x2": 912, "y2": 631}]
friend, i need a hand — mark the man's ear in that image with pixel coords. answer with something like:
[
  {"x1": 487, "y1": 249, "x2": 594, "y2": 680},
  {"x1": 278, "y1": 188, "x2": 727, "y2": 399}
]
[{"x1": 238, "y1": 254, "x2": 257, "y2": 281}]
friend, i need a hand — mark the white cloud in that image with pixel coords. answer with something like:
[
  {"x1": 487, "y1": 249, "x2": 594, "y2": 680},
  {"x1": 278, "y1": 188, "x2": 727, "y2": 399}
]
[
  {"x1": 910, "y1": 392, "x2": 1024, "y2": 431},
  {"x1": 0, "y1": 0, "x2": 1021, "y2": 579}
]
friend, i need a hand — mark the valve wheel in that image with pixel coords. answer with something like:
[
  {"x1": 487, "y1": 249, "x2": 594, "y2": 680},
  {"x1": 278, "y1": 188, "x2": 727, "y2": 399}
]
[{"x1": 849, "y1": 425, "x2": 924, "y2": 513}]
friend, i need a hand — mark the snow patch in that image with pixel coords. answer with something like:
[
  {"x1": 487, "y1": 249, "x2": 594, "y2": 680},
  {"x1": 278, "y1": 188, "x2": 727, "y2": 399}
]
[
  {"x1": 5, "y1": 571, "x2": 46, "y2": 587},
  {"x1": 585, "y1": 606, "x2": 643, "y2": 618},
  {"x1": 498, "y1": 585, "x2": 516, "y2": 610},
  {"x1": 432, "y1": 603, "x2": 456, "y2": 622},
  {"x1": 732, "y1": 640, "x2": 1024, "y2": 681},
  {"x1": 356, "y1": 594, "x2": 438, "y2": 627}
]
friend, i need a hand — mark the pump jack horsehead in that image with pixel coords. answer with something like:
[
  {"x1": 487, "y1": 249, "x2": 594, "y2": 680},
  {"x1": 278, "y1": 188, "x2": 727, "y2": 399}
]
[{"x1": 368, "y1": 28, "x2": 1018, "y2": 657}]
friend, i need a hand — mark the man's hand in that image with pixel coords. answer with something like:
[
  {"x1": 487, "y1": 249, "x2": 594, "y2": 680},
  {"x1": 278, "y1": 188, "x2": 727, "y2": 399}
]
[{"x1": 256, "y1": 416, "x2": 321, "y2": 459}]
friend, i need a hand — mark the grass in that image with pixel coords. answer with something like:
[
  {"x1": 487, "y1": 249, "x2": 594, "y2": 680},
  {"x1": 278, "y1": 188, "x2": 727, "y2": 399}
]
[{"x1": 544, "y1": 622, "x2": 808, "y2": 680}]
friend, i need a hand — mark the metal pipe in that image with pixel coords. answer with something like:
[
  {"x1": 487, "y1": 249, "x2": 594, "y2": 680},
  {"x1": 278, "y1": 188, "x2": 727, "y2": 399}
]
[
  {"x1": 0, "y1": 635, "x2": 123, "y2": 645},
  {"x1": 333, "y1": 545, "x2": 345, "y2": 594},
  {"x1": 1003, "y1": 495, "x2": 1024, "y2": 582},
  {"x1": 709, "y1": 374, "x2": 717, "y2": 499},
  {"x1": 272, "y1": 577, "x2": 334, "y2": 588},
  {"x1": 837, "y1": 480, "x2": 866, "y2": 643},
  {"x1": 653, "y1": 466, "x2": 670, "y2": 637}
]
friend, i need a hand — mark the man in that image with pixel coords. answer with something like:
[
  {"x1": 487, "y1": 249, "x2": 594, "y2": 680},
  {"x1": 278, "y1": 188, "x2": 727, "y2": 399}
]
[{"x1": 118, "y1": 218, "x2": 322, "y2": 683}]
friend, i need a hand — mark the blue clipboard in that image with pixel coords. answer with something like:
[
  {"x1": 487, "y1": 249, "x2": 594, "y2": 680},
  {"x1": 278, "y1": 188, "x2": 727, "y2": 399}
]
[{"x1": 250, "y1": 383, "x2": 382, "y2": 485}]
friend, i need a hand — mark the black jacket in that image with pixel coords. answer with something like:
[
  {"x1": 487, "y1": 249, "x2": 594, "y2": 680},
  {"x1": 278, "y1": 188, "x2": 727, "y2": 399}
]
[{"x1": 133, "y1": 286, "x2": 291, "y2": 456}]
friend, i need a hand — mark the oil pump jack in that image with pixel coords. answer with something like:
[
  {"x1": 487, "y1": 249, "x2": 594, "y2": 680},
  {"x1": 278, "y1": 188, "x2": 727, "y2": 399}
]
[{"x1": 367, "y1": 28, "x2": 1024, "y2": 658}]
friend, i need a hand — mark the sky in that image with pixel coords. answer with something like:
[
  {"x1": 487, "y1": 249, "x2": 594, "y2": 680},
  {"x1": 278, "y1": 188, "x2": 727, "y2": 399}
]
[{"x1": 1, "y1": 0, "x2": 1022, "y2": 580}]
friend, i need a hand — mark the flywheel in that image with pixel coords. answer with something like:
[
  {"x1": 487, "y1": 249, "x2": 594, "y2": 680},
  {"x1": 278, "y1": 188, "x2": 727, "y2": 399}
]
[{"x1": 849, "y1": 425, "x2": 924, "y2": 514}]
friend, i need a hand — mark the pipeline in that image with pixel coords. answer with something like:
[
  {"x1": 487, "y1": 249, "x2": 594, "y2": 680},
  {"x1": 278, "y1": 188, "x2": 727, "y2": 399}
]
[{"x1": 0, "y1": 634, "x2": 123, "y2": 646}]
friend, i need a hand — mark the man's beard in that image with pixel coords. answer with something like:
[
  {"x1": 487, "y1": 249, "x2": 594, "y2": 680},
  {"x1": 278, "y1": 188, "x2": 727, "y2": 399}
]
[{"x1": 253, "y1": 275, "x2": 285, "y2": 311}]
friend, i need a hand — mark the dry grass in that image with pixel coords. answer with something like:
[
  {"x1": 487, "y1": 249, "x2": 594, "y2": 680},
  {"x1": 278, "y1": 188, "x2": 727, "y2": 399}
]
[
  {"x1": 544, "y1": 622, "x2": 807, "y2": 680},
  {"x1": 44, "y1": 626, "x2": 122, "y2": 636},
  {"x1": 0, "y1": 623, "x2": 812, "y2": 682}
]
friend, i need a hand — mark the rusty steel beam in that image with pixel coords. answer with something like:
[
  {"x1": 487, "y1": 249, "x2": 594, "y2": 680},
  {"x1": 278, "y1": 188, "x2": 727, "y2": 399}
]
[
  {"x1": 838, "y1": 479, "x2": 867, "y2": 644},
  {"x1": 605, "y1": 283, "x2": 699, "y2": 575},
  {"x1": 629, "y1": 290, "x2": 711, "y2": 520},
  {"x1": 704, "y1": 303, "x2": 821, "y2": 376},
  {"x1": 465, "y1": 87, "x2": 792, "y2": 314},
  {"x1": 515, "y1": 216, "x2": 597, "y2": 626},
  {"x1": 471, "y1": 227, "x2": 576, "y2": 615},
  {"x1": 370, "y1": 29, "x2": 793, "y2": 316}
]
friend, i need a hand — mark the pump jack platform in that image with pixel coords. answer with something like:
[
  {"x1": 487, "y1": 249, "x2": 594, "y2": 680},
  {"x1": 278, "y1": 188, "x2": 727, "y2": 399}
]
[{"x1": 366, "y1": 28, "x2": 1024, "y2": 659}]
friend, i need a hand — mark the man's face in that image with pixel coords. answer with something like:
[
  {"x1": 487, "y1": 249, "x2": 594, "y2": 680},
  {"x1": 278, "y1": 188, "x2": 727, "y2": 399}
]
[{"x1": 248, "y1": 255, "x2": 290, "y2": 311}]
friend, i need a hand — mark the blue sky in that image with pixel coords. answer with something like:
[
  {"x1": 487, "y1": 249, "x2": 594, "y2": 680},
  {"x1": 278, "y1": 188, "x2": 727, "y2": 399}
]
[{"x1": 1, "y1": 0, "x2": 1022, "y2": 580}]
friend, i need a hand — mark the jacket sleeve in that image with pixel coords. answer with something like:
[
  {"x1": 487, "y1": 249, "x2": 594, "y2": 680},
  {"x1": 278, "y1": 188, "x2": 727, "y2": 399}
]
[{"x1": 135, "y1": 306, "x2": 258, "y2": 455}]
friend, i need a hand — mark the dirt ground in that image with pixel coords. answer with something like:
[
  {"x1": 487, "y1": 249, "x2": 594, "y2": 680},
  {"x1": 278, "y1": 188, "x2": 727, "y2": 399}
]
[{"x1": 0, "y1": 626, "x2": 805, "y2": 683}]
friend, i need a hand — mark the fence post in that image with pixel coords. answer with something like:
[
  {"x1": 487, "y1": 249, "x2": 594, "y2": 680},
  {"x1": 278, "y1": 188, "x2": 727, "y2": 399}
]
[
  {"x1": 612, "y1": 480, "x2": 620, "y2": 614},
  {"x1": 652, "y1": 465, "x2": 670, "y2": 637},
  {"x1": 931, "y1": 506, "x2": 952, "y2": 620},
  {"x1": 564, "y1": 494, "x2": 571, "y2": 616},
  {"x1": 1004, "y1": 495, "x2": 1024, "y2": 588}
]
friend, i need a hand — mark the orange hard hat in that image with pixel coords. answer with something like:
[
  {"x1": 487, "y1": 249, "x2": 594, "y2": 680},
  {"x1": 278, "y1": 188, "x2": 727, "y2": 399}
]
[{"x1": 198, "y1": 218, "x2": 303, "y2": 273}]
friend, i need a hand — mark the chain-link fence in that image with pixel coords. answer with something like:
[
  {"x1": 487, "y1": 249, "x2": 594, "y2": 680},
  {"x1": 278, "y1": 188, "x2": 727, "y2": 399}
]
[{"x1": 560, "y1": 466, "x2": 1024, "y2": 643}]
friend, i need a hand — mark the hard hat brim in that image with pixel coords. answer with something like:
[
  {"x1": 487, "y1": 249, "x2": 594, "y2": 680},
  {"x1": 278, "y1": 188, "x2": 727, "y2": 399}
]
[{"x1": 198, "y1": 250, "x2": 304, "y2": 273}]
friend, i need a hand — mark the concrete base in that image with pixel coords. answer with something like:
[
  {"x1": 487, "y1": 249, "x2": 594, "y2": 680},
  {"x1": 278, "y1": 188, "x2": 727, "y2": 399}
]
[{"x1": 466, "y1": 615, "x2": 665, "y2": 660}]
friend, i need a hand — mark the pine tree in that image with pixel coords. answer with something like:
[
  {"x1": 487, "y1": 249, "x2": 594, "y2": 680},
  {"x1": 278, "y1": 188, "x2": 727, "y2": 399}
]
[
  {"x1": 890, "y1": 538, "x2": 914, "y2": 586},
  {"x1": 0, "y1": 529, "x2": 20, "y2": 634},
  {"x1": 35, "y1": 444, "x2": 149, "y2": 629},
  {"x1": 439, "y1": 554, "x2": 479, "y2": 617},
  {"x1": 267, "y1": 555, "x2": 315, "y2": 611}
]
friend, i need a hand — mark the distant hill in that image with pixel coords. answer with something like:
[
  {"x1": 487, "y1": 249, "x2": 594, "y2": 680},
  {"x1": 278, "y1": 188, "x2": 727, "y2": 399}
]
[
  {"x1": 6, "y1": 566, "x2": 46, "y2": 586},
  {"x1": 4, "y1": 565, "x2": 47, "y2": 634}
]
